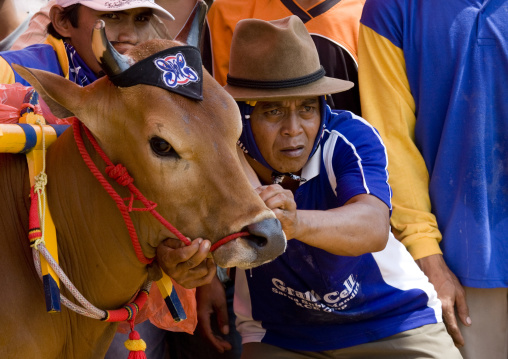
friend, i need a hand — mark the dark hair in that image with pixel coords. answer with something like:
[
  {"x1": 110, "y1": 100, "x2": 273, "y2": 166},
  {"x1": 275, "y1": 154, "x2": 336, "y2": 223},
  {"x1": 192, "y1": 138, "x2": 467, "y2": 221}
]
[{"x1": 47, "y1": 4, "x2": 81, "y2": 40}]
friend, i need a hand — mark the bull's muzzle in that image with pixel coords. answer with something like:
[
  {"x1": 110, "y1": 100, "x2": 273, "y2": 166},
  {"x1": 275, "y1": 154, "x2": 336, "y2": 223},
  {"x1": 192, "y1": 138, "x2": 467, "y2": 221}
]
[{"x1": 213, "y1": 218, "x2": 287, "y2": 269}]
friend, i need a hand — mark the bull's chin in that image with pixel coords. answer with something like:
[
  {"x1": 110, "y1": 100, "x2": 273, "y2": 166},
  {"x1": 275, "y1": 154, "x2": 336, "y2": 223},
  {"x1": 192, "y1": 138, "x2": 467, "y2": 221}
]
[{"x1": 212, "y1": 235, "x2": 287, "y2": 269}]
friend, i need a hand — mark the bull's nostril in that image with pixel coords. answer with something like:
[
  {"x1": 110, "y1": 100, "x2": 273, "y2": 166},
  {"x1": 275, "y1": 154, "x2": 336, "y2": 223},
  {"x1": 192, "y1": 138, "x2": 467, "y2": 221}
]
[
  {"x1": 245, "y1": 234, "x2": 267, "y2": 248},
  {"x1": 244, "y1": 218, "x2": 284, "y2": 249},
  {"x1": 243, "y1": 218, "x2": 286, "y2": 257}
]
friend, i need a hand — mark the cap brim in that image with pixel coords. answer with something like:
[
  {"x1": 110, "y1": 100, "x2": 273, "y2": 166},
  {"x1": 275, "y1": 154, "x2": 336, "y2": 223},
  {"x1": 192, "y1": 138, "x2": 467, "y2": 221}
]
[
  {"x1": 224, "y1": 76, "x2": 354, "y2": 101},
  {"x1": 78, "y1": 1, "x2": 175, "y2": 20}
]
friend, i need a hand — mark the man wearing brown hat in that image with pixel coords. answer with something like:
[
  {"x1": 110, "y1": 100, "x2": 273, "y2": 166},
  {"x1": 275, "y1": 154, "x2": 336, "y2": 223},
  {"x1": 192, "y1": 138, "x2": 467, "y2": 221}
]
[{"x1": 197, "y1": 15, "x2": 462, "y2": 358}]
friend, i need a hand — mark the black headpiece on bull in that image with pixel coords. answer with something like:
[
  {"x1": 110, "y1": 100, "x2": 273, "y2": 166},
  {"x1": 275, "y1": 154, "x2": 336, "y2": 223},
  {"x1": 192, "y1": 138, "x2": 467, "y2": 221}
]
[{"x1": 91, "y1": 1, "x2": 208, "y2": 101}]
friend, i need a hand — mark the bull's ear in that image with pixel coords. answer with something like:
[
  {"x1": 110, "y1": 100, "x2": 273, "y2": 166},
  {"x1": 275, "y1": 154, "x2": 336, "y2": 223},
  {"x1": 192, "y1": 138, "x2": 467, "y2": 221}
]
[
  {"x1": 11, "y1": 64, "x2": 81, "y2": 119},
  {"x1": 174, "y1": 0, "x2": 207, "y2": 47}
]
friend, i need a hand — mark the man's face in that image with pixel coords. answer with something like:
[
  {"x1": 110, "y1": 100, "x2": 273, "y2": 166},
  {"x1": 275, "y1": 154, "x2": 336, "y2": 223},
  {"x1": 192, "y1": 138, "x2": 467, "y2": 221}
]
[
  {"x1": 250, "y1": 97, "x2": 321, "y2": 174},
  {"x1": 66, "y1": 6, "x2": 154, "y2": 75}
]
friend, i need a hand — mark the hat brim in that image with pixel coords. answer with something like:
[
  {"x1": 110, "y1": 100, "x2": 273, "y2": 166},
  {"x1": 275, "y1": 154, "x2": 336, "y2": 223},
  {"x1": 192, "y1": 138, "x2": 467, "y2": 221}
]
[
  {"x1": 224, "y1": 76, "x2": 354, "y2": 101},
  {"x1": 78, "y1": 0, "x2": 175, "y2": 20}
]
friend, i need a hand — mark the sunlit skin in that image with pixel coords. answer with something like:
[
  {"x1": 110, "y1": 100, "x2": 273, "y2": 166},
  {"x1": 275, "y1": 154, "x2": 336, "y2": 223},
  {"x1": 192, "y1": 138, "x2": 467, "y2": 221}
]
[
  {"x1": 50, "y1": 5, "x2": 154, "y2": 76},
  {"x1": 246, "y1": 97, "x2": 321, "y2": 185}
]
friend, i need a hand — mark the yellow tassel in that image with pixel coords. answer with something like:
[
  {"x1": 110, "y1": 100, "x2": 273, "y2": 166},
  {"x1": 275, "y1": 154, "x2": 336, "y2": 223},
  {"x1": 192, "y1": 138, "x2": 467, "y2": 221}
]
[{"x1": 124, "y1": 338, "x2": 146, "y2": 352}]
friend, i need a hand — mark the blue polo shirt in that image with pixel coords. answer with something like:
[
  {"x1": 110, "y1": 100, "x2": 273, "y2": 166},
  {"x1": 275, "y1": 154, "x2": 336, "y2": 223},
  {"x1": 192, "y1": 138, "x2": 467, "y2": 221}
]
[{"x1": 234, "y1": 107, "x2": 442, "y2": 351}]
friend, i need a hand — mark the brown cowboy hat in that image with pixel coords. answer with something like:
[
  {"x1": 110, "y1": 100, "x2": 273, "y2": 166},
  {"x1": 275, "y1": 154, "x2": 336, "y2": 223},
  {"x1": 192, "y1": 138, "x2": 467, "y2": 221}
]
[{"x1": 224, "y1": 15, "x2": 354, "y2": 101}]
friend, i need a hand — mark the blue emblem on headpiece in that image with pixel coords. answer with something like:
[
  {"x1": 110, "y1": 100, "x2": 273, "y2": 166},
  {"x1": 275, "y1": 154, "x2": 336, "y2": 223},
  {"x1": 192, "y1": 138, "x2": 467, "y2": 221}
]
[
  {"x1": 154, "y1": 53, "x2": 199, "y2": 88},
  {"x1": 109, "y1": 46, "x2": 203, "y2": 101}
]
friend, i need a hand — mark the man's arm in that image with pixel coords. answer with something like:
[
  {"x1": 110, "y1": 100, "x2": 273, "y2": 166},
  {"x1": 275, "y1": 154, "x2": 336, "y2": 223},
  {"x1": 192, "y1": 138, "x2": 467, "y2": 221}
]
[
  {"x1": 416, "y1": 253, "x2": 470, "y2": 346},
  {"x1": 358, "y1": 23, "x2": 470, "y2": 346},
  {"x1": 359, "y1": 24, "x2": 441, "y2": 258},
  {"x1": 196, "y1": 276, "x2": 232, "y2": 353},
  {"x1": 258, "y1": 187, "x2": 390, "y2": 256}
]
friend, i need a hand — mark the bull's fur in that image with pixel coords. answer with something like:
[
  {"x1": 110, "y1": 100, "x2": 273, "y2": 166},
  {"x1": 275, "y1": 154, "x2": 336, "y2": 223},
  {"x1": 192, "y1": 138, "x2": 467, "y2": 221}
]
[{"x1": 0, "y1": 39, "x2": 285, "y2": 358}]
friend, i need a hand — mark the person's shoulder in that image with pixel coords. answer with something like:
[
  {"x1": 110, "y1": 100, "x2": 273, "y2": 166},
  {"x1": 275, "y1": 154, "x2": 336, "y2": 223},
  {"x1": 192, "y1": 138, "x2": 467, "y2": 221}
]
[
  {"x1": 326, "y1": 109, "x2": 362, "y2": 129},
  {"x1": 0, "y1": 38, "x2": 62, "y2": 85},
  {"x1": 208, "y1": 0, "x2": 253, "y2": 18},
  {"x1": 363, "y1": 0, "x2": 407, "y2": 12},
  {"x1": 361, "y1": 0, "x2": 408, "y2": 27},
  {"x1": 325, "y1": 110, "x2": 384, "y2": 145},
  {"x1": 361, "y1": 0, "x2": 410, "y2": 50},
  {"x1": 0, "y1": 41, "x2": 53, "y2": 60}
]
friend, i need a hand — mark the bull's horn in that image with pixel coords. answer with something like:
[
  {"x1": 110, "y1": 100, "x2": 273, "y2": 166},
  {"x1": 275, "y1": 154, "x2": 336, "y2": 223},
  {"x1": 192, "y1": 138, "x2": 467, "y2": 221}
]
[
  {"x1": 91, "y1": 20, "x2": 133, "y2": 77},
  {"x1": 174, "y1": 0, "x2": 208, "y2": 48}
]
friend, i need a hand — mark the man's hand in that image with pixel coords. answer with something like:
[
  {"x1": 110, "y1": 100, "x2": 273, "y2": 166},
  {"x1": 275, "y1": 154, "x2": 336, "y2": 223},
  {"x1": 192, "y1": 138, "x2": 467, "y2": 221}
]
[
  {"x1": 196, "y1": 275, "x2": 232, "y2": 353},
  {"x1": 416, "y1": 254, "x2": 471, "y2": 347},
  {"x1": 156, "y1": 238, "x2": 216, "y2": 289},
  {"x1": 256, "y1": 184, "x2": 299, "y2": 239}
]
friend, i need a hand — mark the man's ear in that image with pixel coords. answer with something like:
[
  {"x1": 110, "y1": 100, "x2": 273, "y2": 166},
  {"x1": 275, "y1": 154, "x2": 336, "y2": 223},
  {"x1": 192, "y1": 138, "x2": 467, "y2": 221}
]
[{"x1": 49, "y1": 5, "x2": 74, "y2": 38}]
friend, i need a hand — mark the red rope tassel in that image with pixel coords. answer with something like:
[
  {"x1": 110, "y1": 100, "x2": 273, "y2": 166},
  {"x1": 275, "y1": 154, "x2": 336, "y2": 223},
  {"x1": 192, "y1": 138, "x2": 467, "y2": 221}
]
[
  {"x1": 102, "y1": 290, "x2": 150, "y2": 359},
  {"x1": 125, "y1": 323, "x2": 147, "y2": 359}
]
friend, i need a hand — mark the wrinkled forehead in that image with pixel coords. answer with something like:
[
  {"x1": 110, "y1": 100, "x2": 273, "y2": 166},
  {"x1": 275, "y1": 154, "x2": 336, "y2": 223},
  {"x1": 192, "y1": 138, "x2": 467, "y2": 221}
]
[{"x1": 253, "y1": 97, "x2": 320, "y2": 110}]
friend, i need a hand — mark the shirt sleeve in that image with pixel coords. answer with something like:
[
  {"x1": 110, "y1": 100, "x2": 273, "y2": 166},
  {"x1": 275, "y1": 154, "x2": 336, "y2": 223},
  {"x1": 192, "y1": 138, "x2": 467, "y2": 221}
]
[
  {"x1": 358, "y1": 24, "x2": 442, "y2": 259},
  {"x1": 325, "y1": 111, "x2": 392, "y2": 211}
]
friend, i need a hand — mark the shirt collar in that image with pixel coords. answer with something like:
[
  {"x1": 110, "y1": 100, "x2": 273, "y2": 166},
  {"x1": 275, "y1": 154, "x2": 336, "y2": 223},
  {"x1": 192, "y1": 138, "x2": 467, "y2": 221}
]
[{"x1": 301, "y1": 145, "x2": 321, "y2": 184}]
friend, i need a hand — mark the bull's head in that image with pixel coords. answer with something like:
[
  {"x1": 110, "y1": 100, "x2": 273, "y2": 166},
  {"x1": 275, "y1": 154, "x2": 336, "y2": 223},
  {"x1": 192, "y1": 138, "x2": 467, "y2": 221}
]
[{"x1": 12, "y1": 6, "x2": 286, "y2": 269}]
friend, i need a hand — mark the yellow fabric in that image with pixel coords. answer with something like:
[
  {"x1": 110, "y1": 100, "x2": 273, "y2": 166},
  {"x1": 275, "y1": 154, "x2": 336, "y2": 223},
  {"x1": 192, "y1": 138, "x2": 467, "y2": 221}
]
[
  {"x1": 44, "y1": 35, "x2": 70, "y2": 80},
  {"x1": 0, "y1": 57, "x2": 16, "y2": 84},
  {"x1": 358, "y1": 25, "x2": 442, "y2": 260}
]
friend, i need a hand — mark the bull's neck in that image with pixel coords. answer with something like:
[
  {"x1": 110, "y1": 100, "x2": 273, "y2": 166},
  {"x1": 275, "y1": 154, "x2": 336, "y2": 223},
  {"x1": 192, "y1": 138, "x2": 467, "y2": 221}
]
[{"x1": 44, "y1": 127, "x2": 151, "y2": 309}]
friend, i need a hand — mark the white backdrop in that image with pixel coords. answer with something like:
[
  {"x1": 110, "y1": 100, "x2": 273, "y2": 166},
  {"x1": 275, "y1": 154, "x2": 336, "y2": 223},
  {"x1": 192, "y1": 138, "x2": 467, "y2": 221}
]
[{"x1": 14, "y1": 0, "x2": 49, "y2": 14}]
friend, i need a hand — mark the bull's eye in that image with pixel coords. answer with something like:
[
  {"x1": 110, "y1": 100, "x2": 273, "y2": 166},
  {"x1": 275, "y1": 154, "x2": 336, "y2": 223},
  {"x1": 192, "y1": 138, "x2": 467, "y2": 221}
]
[{"x1": 150, "y1": 137, "x2": 179, "y2": 158}]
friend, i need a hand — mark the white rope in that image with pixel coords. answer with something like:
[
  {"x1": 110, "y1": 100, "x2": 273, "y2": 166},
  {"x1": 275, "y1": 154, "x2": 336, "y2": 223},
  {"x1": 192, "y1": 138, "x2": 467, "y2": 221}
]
[
  {"x1": 32, "y1": 119, "x2": 47, "y2": 250},
  {"x1": 32, "y1": 246, "x2": 152, "y2": 319}
]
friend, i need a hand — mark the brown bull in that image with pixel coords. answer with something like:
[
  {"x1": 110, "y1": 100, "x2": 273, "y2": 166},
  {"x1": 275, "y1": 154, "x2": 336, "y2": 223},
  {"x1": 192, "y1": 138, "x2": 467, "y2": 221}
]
[{"x1": 0, "y1": 33, "x2": 285, "y2": 359}]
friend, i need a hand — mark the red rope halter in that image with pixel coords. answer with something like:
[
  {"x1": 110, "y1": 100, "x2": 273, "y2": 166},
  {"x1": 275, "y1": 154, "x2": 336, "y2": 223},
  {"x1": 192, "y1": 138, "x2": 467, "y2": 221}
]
[{"x1": 72, "y1": 119, "x2": 248, "y2": 263}]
